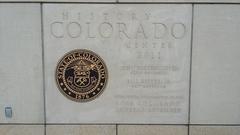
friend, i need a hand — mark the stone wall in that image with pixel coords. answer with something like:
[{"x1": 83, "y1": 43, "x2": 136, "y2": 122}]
[{"x1": 0, "y1": 1, "x2": 240, "y2": 135}]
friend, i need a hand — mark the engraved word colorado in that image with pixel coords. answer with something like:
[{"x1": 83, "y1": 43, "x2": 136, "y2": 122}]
[{"x1": 50, "y1": 12, "x2": 186, "y2": 40}]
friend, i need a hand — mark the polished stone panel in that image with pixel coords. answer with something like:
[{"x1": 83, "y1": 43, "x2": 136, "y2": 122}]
[
  {"x1": 191, "y1": 5, "x2": 240, "y2": 124},
  {"x1": 44, "y1": 4, "x2": 192, "y2": 124},
  {"x1": 0, "y1": 125, "x2": 44, "y2": 135},
  {"x1": 47, "y1": 125, "x2": 116, "y2": 135},
  {"x1": 190, "y1": 126, "x2": 240, "y2": 135},
  {"x1": 118, "y1": 125, "x2": 188, "y2": 135},
  {"x1": 0, "y1": 4, "x2": 44, "y2": 123}
]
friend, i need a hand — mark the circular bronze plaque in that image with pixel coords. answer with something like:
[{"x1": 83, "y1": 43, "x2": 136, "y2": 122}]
[{"x1": 56, "y1": 49, "x2": 108, "y2": 102}]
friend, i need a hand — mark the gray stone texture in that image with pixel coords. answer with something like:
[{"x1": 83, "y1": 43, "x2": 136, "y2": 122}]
[
  {"x1": 191, "y1": 4, "x2": 240, "y2": 124},
  {"x1": 43, "y1": 4, "x2": 192, "y2": 124},
  {"x1": 46, "y1": 125, "x2": 116, "y2": 135},
  {"x1": 118, "y1": 125, "x2": 188, "y2": 135},
  {"x1": 0, "y1": 125, "x2": 44, "y2": 135},
  {"x1": 190, "y1": 126, "x2": 240, "y2": 135},
  {"x1": 0, "y1": 4, "x2": 44, "y2": 123}
]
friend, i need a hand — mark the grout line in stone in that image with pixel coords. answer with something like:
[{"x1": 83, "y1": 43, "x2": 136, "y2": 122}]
[
  {"x1": 189, "y1": 124, "x2": 240, "y2": 126},
  {"x1": 1, "y1": 123, "x2": 240, "y2": 127},
  {"x1": 40, "y1": 3, "x2": 47, "y2": 135},
  {"x1": 0, "y1": 123, "x2": 45, "y2": 125},
  {"x1": 44, "y1": 123, "x2": 189, "y2": 125},
  {"x1": 188, "y1": 3, "x2": 194, "y2": 127},
  {"x1": 187, "y1": 4, "x2": 194, "y2": 135},
  {"x1": 1, "y1": 2, "x2": 240, "y2": 4}
]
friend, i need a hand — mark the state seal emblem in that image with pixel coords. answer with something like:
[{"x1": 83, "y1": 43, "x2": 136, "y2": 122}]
[{"x1": 56, "y1": 49, "x2": 108, "y2": 102}]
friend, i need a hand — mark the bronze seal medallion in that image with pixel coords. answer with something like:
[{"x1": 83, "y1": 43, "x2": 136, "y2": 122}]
[{"x1": 56, "y1": 49, "x2": 108, "y2": 102}]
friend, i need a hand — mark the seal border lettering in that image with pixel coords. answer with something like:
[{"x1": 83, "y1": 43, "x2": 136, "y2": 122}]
[{"x1": 55, "y1": 49, "x2": 108, "y2": 102}]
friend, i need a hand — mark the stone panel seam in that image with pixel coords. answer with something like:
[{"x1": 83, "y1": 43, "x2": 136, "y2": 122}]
[
  {"x1": 188, "y1": 4, "x2": 194, "y2": 135},
  {"x1": 1, "y1": 2, "x2": 240, "y2": 4},
  {"x1": 1, "y1": 123, "x2": 239, "y2": 126},
  {"x1": 40, "y1": 3, "x2": 47, "y2": 135}
]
